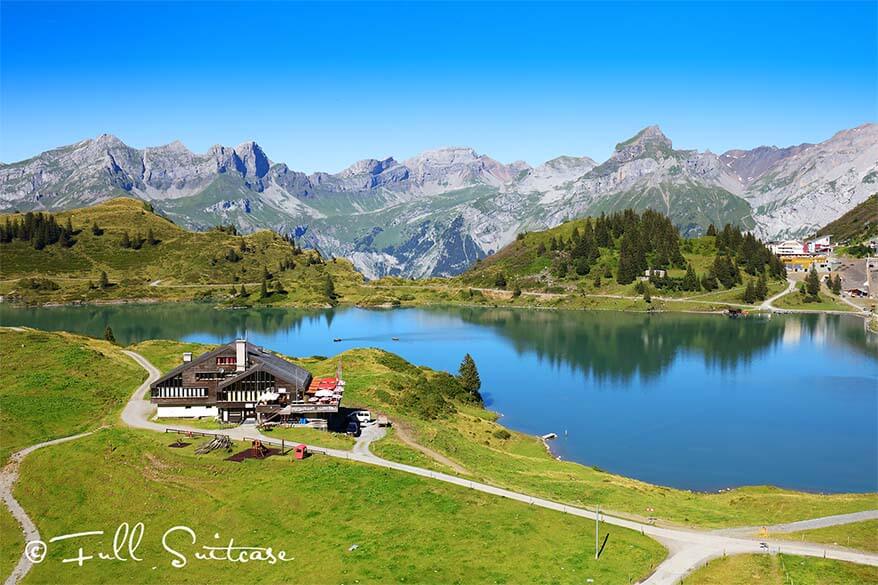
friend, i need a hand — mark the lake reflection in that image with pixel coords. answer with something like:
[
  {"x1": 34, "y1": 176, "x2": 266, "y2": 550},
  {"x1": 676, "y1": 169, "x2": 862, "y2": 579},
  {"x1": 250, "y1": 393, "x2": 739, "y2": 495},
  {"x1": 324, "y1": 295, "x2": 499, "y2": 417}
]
[{"x1": 2, "y1": 303, "x2": 875, "y2": 493}]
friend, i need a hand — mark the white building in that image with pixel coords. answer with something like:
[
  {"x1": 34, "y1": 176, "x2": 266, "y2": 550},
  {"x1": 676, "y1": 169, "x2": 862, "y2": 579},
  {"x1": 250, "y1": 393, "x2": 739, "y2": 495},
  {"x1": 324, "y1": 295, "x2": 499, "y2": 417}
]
[
  {"x1": 804, "y1": 235, "x2": 831, "y2": 254},
  {"x1": 769, "y1": 240, "x2": 806, "y2": 256}
]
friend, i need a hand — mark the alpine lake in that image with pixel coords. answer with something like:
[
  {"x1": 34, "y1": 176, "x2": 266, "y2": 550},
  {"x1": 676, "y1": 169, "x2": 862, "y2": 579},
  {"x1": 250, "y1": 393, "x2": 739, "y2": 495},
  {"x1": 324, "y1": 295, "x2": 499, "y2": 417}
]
[{"x1": 2, "y1": 303, "x2": 875, "y2": 494}]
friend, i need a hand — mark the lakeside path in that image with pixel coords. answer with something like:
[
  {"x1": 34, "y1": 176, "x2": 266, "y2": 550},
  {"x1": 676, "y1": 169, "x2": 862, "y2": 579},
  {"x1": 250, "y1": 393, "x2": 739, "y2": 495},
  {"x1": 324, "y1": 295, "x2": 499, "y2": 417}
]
[{"x1": 117, "y1": 350, "x2": 878, "y2": 585}]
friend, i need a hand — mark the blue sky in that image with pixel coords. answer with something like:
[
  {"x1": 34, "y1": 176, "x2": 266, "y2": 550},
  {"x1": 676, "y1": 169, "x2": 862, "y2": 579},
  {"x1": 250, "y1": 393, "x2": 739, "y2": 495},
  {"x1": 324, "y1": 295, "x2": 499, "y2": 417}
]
[{"x1": 1, "y1": 1, "x2": 875, "y2": 172}]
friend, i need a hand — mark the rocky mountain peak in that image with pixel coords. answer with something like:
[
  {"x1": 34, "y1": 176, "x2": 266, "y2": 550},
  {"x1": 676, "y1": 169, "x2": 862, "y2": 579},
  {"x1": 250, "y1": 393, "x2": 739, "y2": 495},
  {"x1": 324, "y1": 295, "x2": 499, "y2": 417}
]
[
  {"x1": 233, "y1": 141, "x2": 270, "y2": 179},
  {"x1": 339, "y1": 157, "x2": 399, "y2": 178},
  {"x1": 94, "y1": 133, "x2": 125, "y2": 146},
  {"x1": 611, "y1": 125, "x2": 674, "y2": 163}
]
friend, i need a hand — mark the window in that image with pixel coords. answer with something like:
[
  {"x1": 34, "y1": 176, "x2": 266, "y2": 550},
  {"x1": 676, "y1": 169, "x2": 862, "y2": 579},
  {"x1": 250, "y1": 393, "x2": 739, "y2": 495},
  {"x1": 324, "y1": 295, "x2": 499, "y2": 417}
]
[
  {"x1": 196, "y1": 372, "x2": 223, "y2": 381},
  {"x1": 216, "y1": 356, "x2": 236, "y2": 366}
]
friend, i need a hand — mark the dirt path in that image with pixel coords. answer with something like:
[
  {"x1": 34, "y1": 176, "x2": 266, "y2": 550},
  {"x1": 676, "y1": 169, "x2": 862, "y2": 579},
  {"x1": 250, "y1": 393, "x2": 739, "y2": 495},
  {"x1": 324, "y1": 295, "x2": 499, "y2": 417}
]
[
  {"x1": 0, "y1": 430, "x2": 98, "y2": 585},
  {"x1": 391, "y1": 423, "x2": 470, "y2": 475}
]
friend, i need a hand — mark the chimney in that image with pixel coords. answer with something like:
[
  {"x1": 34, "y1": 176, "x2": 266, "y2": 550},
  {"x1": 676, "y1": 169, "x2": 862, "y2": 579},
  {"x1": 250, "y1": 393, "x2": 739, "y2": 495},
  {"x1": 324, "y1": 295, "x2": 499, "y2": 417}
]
[
  {"x1": 182, "y1": 352, "x2": 192, "y2": 363},
  {"x1": 236, "y1": 339, "x2": 247, "y2": 372}
]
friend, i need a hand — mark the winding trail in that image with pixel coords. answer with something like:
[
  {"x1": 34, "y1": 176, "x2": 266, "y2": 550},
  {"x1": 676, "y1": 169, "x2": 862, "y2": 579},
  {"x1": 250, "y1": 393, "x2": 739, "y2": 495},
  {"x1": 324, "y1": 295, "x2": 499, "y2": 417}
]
[
  {"x1": 1, "y1": 430, "x2": 97, "y2": 585},
  {"x1": 760, "y1": 278, "x2": 797, "y2": 311},
  {"x1": 2, "y1": 350, "x2": 875, "y2": 585}
]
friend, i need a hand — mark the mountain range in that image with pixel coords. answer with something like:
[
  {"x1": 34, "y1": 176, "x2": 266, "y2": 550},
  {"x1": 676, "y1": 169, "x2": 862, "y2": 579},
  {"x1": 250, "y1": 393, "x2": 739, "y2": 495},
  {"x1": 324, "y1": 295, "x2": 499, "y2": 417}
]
[{"x1": 1, "y1": 124, "x2": 875, "y2": 278}]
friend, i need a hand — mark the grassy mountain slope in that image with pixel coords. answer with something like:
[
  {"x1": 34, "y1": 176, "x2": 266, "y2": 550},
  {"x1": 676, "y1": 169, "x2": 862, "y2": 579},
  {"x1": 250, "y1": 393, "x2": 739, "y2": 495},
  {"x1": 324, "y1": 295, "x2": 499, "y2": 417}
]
[
  {"x1": 816, "y1": 193, "x2": 878, "y2": 243},
  {"x1": 0, "y1": 198, "x2": 364, "y2": 305},
  {"x1": 0, "y1": 328, "x2": 144, "y2": 463}
]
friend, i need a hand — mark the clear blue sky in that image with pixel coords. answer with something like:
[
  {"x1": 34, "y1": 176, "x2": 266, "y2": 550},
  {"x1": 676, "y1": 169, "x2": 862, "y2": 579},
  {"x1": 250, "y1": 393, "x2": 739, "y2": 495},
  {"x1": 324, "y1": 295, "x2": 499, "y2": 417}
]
[{"x1": 1, "y1": 1, "x2": 875, "y2": 172}]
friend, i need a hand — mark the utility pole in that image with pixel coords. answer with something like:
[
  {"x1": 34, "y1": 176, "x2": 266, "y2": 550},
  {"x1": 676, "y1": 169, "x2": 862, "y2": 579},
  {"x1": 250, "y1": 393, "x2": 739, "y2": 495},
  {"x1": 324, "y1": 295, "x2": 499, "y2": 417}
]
[{"x1": 595, "y1": 504, "x2": 600, "y2": 560}]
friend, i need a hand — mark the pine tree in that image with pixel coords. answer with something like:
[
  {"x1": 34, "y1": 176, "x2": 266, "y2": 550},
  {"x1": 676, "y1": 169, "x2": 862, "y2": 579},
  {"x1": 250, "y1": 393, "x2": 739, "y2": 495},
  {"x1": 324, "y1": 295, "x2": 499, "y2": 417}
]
[
  {"x1": 831, "y1": 274, "x2": 842, "y2": 295},
  {"x1": 805, "y1": 265, "x2": 820, "y2": 298},
  {"x1": 742, "y1": 280, "x2": 756, "y2": 304},
  {"x1": 229, "y1": 286, "x2": 237, "y2": 296},
  {"x1": 756, "y1": 273, "x2": 768, "y2": 300},
  {"x1": 240, "y1": 284, "x2": 247, "y2": 296},
  {"x1": 104, "y1": 326, "x2": 116, "y2": 344},
  {"x1": 147, "y1": 228, "x2": 157, "y2": 246},
  {"x1": 99, "y1": 271, "x2": 110, "y2": 289},
  {"x1": 706, "y1": 224, "x2": 717, "y2": 237},
  {"x1": 642, "y1": 283, "x2": 652, "y2": 304},
  {"x1": 494, "y1": 272, "x2": 507, "y2": 289},
  {"x1": 91, "y1": 221, "x2": 103, "y2": 236},
  {"x1": 682, "y1": 263, "x2": 699, "y2": 292},
  {"x1": 457, "y1": 354, "x2": 482, "y2": 402},
  {"x1": 65, "y1": 217, "x2": 74, "y2": 236},
  {"x1": 324, "y1": 274, "x2": 336, "y2": 301},
  {"x1": 260, "y1": 279, "x2": 269, "y2": 298},
  {"x1": 512, "y1": 286, "x2": 522, "y2": 298}
]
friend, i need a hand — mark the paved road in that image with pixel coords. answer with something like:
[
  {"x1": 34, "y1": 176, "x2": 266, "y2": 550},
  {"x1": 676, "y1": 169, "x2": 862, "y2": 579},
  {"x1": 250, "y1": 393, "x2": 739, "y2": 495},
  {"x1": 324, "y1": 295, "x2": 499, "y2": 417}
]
[
  {"x1": 718, "y1": 510, "x2": 878, "y2": 537},
  {"x1": 119, "y1": 350, "x2": 878, "y2": 584}
]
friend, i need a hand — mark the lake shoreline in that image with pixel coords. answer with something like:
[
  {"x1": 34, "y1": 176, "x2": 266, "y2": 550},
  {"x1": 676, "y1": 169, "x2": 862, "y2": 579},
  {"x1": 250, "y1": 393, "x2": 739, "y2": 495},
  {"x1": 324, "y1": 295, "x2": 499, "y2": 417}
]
[{"x1": 0, "y1": 294, "x2": 867, "y2": 319}]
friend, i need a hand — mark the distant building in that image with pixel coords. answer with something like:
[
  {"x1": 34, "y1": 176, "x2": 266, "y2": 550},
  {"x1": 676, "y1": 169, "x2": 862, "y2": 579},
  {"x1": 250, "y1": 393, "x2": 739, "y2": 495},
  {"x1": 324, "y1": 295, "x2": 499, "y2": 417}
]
[
  {"x1": 770, "y1": 240, "x2": 806, "y2": 256},
  {"x1": 804, "y1": 235, "x2": 832, "y2": 254},
  {"x1": 644, "y1": 269, "x2": 667, "y2": 278}
]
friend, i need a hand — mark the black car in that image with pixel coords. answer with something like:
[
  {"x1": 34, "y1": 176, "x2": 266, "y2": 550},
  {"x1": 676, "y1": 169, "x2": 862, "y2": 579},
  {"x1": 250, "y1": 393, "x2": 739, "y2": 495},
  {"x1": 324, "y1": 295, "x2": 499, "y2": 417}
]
[{"x1": 345, "y1": 420, "x2": 360, "y2": 437}]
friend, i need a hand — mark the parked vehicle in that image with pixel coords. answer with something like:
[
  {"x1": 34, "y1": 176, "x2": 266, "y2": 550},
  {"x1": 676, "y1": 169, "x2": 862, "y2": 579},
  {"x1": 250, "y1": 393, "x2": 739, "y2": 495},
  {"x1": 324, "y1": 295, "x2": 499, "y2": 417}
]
[
  {"x1": 345, "y1": 420, "x2": 360, "y2": 437},
  {"x1": 349, "y1": 410, "x2": 373, "y2": 425}
]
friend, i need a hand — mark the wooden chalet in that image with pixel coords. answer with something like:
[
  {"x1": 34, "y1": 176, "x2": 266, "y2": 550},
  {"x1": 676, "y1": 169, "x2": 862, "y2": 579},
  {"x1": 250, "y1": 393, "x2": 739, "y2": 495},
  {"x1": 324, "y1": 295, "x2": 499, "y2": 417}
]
[{"x1": 150, "y1": 339, "x2": 342, "y2": 425}]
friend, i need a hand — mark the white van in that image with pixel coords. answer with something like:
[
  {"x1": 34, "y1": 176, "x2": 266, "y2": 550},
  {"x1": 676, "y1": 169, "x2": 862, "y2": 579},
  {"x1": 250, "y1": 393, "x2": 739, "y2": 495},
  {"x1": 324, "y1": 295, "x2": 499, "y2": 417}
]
[{"x1": 350, "y1": 410, "x2": 373, "y2": 425}]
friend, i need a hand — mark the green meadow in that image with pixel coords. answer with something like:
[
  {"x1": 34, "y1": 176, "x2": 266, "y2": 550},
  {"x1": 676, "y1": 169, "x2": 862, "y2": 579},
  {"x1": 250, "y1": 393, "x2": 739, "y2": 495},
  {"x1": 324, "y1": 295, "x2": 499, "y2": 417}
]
[
  {"x1": 687, "y1": 553, "x2": 878, "y2": 584},
  {"x1": 0, "y1": 328, "x2": 143, "y2": 464},
  {"x1": 8, "y1": 428, "x2": 664, "y2": 585}
]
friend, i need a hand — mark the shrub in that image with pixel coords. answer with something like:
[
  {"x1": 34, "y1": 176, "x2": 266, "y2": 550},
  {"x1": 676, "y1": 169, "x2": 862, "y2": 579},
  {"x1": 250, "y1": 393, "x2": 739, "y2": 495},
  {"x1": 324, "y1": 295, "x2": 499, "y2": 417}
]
[{"x1": 492, "y1": 428, "x2": 511, "y2": 440}]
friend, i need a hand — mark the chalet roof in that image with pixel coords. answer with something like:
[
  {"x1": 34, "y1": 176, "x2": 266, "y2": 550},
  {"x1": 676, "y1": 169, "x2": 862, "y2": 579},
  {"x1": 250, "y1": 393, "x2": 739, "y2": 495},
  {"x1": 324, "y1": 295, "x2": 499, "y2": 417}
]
[{"x1": 150, "y1": 341, "x2": 312, "y2": 390}]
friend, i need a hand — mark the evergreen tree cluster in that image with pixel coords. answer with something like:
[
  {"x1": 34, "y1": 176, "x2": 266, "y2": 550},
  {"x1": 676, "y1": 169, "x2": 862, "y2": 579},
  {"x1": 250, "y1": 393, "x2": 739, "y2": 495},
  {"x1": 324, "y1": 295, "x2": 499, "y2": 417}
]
[
  {"x1": 709, "y1": 223, "x2": 786, "y2": 279},
  {"x1": 119, "y1": 229, "x2": 158, "y2": 250},
  {"x1": 0, "y1": 212, "x2": 77, "y2": 249},
  {"x1": 535, "y1": 209, "x2": 687, "y2": 285}
]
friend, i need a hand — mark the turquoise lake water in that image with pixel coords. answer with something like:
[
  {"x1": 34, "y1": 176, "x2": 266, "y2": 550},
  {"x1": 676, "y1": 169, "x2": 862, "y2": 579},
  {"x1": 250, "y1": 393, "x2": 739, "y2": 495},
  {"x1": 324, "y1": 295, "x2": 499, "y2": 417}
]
[{"x1": 2, "y1": 303, "x2": 876, "y2": 493}]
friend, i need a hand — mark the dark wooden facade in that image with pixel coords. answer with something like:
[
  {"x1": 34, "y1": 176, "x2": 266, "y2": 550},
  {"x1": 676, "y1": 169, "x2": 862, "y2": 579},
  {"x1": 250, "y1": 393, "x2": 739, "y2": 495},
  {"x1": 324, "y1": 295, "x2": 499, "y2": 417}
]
[{"x1": 150, "y1": 340, "x2": 322, "y2": 423}]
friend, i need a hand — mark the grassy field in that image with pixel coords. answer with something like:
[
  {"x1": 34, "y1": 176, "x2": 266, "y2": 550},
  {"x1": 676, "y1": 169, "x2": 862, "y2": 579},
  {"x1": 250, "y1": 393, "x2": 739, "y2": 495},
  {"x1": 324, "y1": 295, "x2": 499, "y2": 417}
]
[
  {"x1": 262, "y1": 426, "x2": 356, "y2": 450},
  {"x1": 686, "y1": 553, "x2": 878, "y2": 584},
  {"x1": 8, "y1": 428, "x2": 665, "y2": 585},
  {"x1": 780, "y1": 520, "x2": 878, "y2": 553},
  {"x1": 773, "y1": 281, "x2": 855, "y2": 312},
  {"x1": 0, "y1": 328, "x2": 144, "y2": 464},
  {"x1": 0, "y1": 504, "x2": 21, "y2": 583}
]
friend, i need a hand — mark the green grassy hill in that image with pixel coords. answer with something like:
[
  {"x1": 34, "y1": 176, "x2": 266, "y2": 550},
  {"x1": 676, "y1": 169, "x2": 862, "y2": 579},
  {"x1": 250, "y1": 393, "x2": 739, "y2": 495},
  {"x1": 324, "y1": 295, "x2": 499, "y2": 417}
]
[
  {"x1": 0, "y1": 328, "x2": 144, "y2": 463},
  {"x1": 0, "y1": 198, "x2": 364, "y2": 306},
  {"x1": 816, "y1": 193, "x2": 878, "y2": 244},
  {"x1": 457, "y1": 211, "x2": 785, "y2": 306}
]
